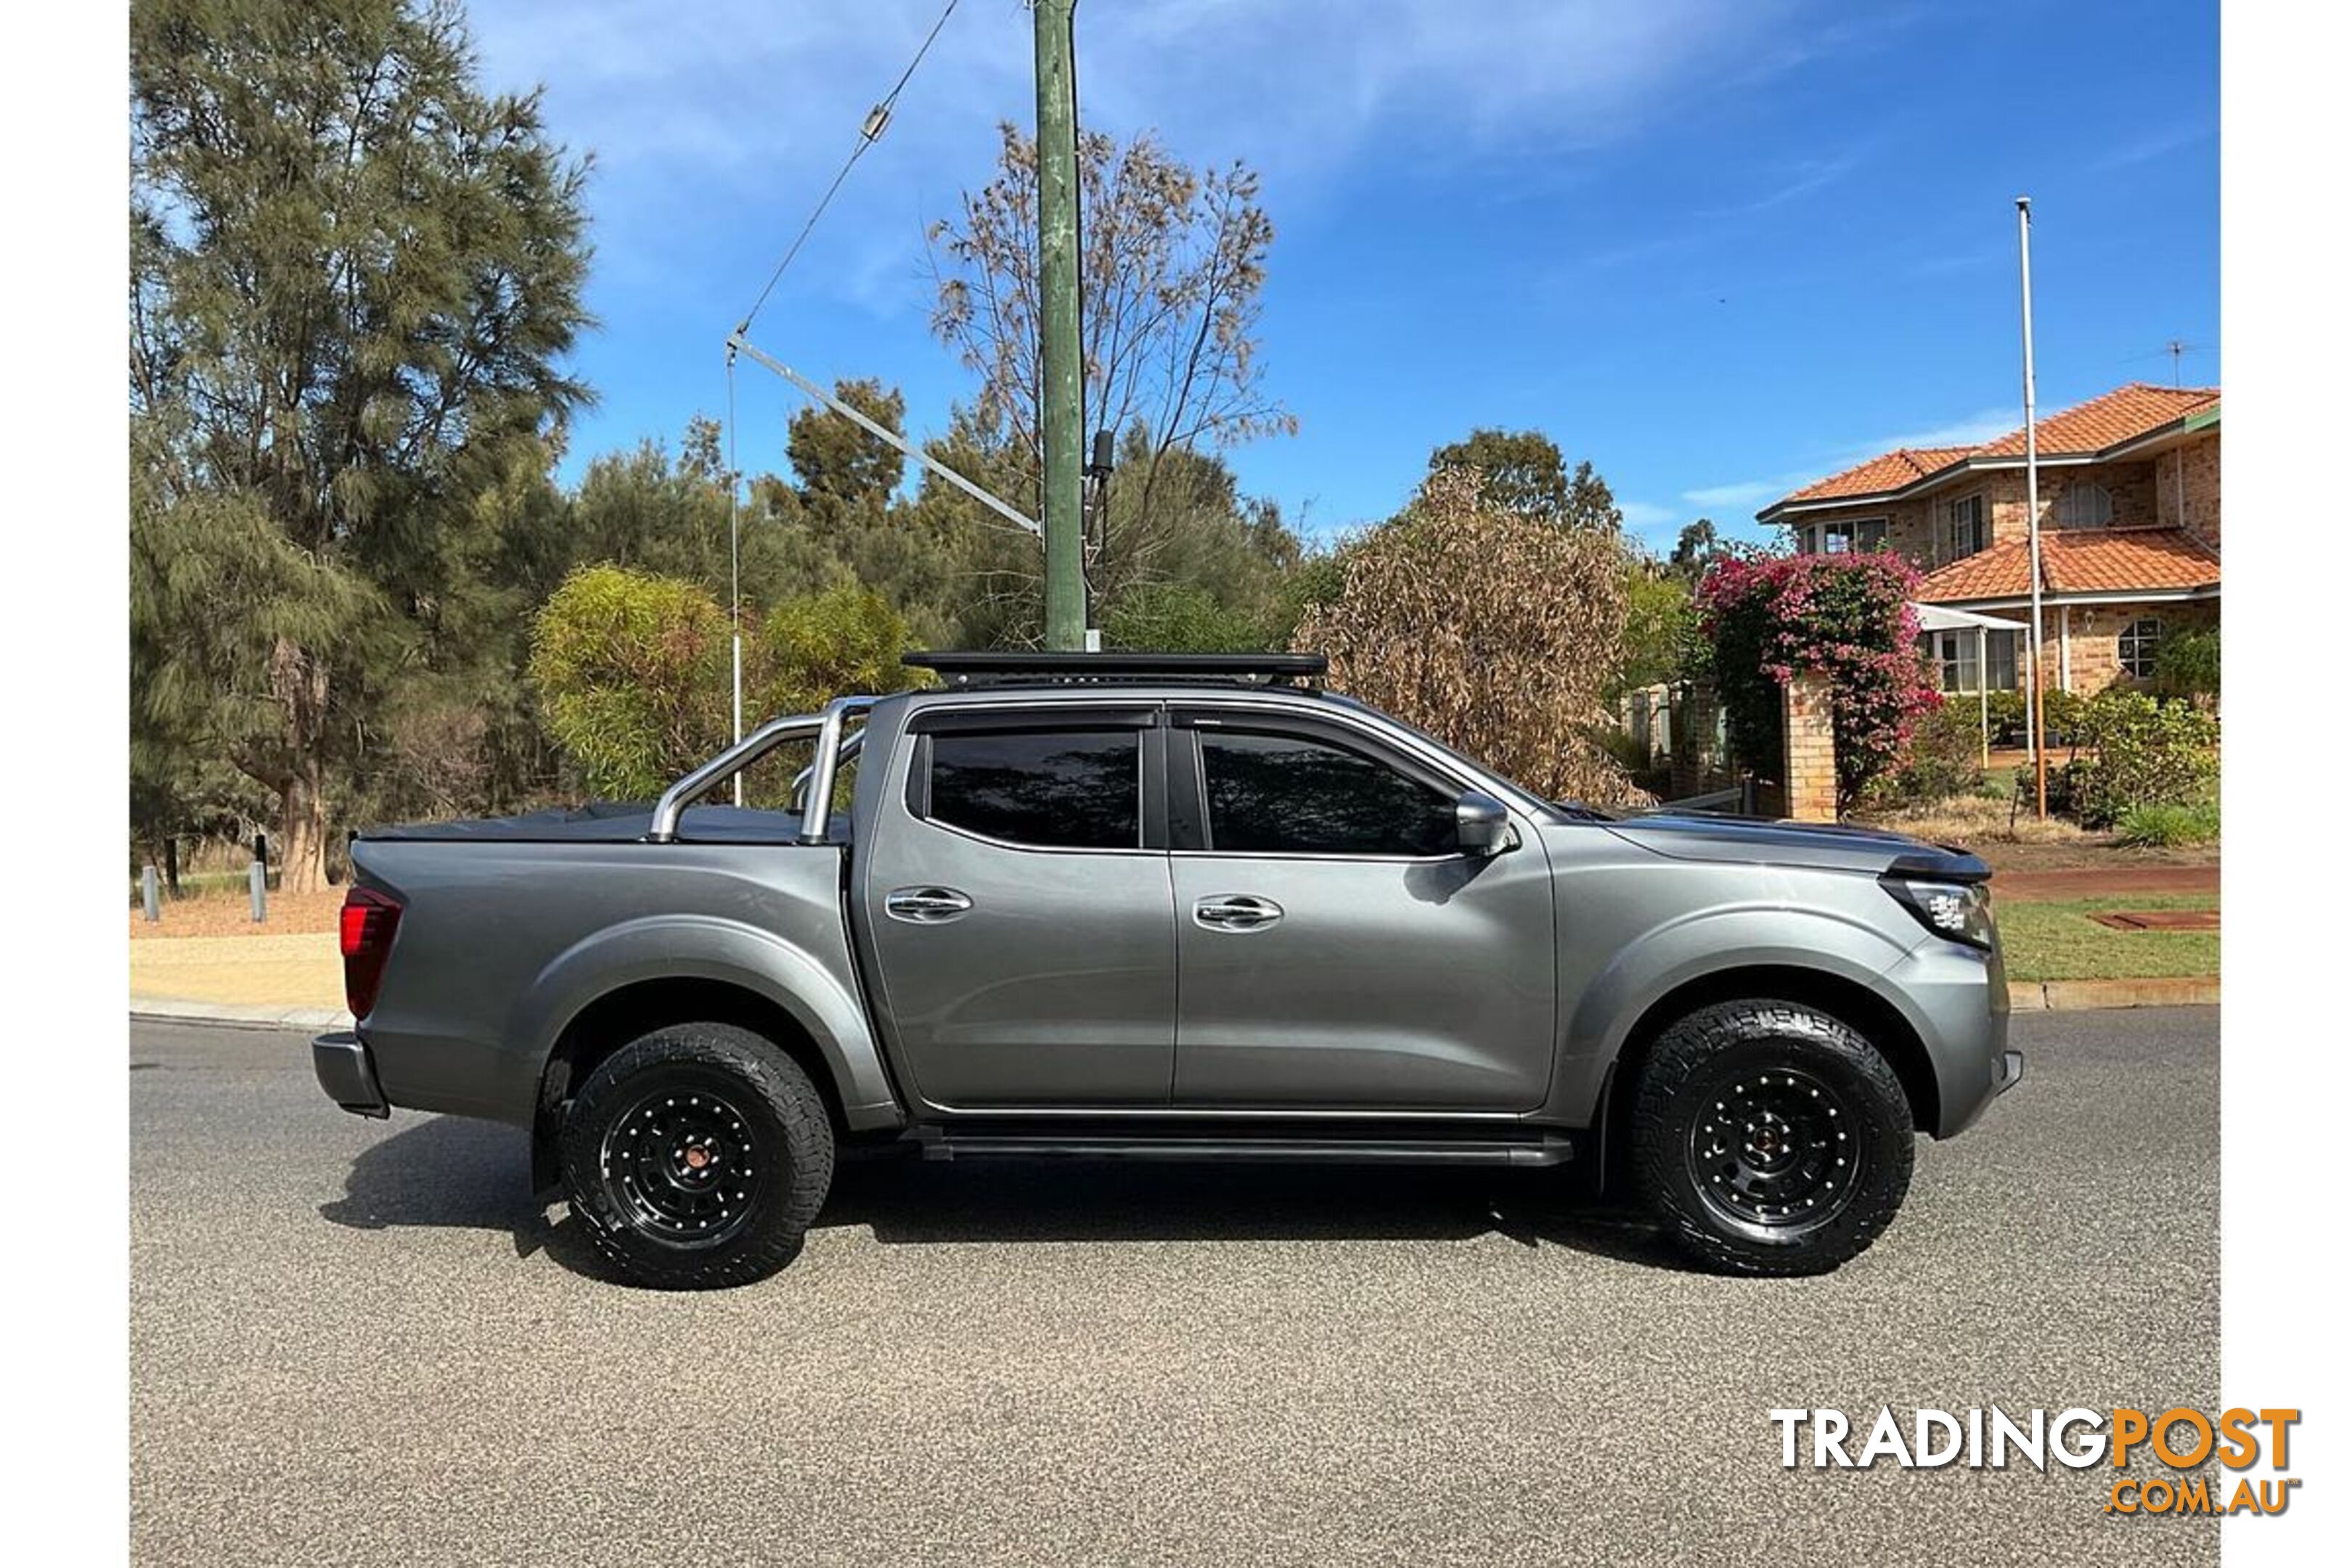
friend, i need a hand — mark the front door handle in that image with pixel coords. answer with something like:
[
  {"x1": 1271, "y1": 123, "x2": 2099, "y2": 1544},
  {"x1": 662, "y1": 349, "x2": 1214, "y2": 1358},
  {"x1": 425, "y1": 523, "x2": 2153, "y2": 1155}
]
[
  {"x1": 1193, "y1": 894, "x2": 1283, "y2": 931},
  {"x1": 886, "y1": 886, "x2": 973, "y2": 924}
]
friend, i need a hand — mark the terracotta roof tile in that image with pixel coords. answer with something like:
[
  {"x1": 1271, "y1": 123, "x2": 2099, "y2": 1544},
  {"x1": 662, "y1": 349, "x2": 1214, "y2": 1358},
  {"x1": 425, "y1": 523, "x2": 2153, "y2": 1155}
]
[
  {"x1": 1970, "y1": 383, "x2": 2219, "y2": 458},
  {"x1": 1764, "y1": 382, "x2": 2221, "y2": 515},
  {"x1": 1781, "y1": 446, "x2": 1977, "y2": 504},
  {"x1": 1914, "y1": 526, "x2": 2221, "y2": 604}
]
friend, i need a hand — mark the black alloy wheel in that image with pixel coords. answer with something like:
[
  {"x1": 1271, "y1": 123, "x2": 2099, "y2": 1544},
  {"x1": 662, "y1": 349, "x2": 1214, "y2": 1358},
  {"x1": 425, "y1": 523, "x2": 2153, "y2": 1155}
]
[
  {"x1": 1685, "y1": 1064, "x2": 1861, "y2": 1238},
  {"x1": 1628, "y1": 999, "x2": 1914, "y2": 1276},
  {"x1": 560, "y1": 1022, "x2": 835, "y2": 1289}
]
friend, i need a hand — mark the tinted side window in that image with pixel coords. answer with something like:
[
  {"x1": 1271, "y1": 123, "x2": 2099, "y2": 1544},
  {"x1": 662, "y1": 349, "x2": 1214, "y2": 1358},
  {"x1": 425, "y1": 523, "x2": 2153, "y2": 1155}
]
[
  {"x1": 1199, "y1": 730, "x2": 1456, "y2": 856},
  {"x1": 927, "y1": 729, "x2": 1141, "y2": 849}
]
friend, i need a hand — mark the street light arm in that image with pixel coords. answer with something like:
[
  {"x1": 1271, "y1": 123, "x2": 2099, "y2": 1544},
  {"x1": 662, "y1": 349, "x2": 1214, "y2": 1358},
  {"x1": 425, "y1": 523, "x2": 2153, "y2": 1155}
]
[{"x1": 726, "y1": 332, "x2": 1042, "y2": 536}]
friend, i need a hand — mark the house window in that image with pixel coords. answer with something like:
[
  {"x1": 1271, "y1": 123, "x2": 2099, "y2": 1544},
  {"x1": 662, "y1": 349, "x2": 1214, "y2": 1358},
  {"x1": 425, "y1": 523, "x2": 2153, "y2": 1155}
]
[
  {"x1": 1805, "y1": 518, "x2": 1887, "y2": 555},
  {"x1": 1929, "y1": 629, "x2": 2019, "y2": 693},
  {"x1": 2118, "y1": 617, "x2": 2162, "y2": 679},
  {"x1": 2058, "y1": 482, "x2": 2112, "y2": 529},
  {"x1": 1946, "y1": 495, "x2": 1987, "y2": 559}
]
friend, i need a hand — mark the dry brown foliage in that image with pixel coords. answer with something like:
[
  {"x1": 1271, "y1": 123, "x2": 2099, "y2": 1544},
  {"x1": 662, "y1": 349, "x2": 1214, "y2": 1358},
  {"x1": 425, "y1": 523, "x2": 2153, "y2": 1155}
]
[{"x1": 1295, "y1": 470, "x2": 1641, "y2": 805}]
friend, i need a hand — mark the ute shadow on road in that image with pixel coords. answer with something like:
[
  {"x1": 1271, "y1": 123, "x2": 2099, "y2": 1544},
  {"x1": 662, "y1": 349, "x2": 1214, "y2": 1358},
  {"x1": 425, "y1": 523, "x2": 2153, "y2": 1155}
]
[
  {"x1": 319, "y1": 1115, "x2": 1697, "y2": 1281},
  {"x1": 317, "y1": 1116, "x2": 616, "y2": 1280}
]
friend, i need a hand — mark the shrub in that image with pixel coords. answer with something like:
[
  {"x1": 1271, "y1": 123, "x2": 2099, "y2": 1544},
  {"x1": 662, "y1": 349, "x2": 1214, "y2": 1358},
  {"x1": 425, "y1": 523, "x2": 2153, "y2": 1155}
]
[
  {"x1": 752, "y1": 584, "x2": 913, "y2": 719},
  {"x1": 530, "y1": 565, "x2": 732, "y2": 800},
  {"x1": 1981, "y1": 689, "x2": 2027, "y2": 745},
  {"x1": 531, "y1": 571, "x2": 915, "y2": 804},
  {"x1": 2155, "y1": 626, "x2": 2220, "y2": 701},
  {"x1": 1694, "y1": 552, "x2": 1939, "y2": 814},
  {"x1": 1885, "y1": 699, "x2": 1983, "y2": 805},
  {"x1": 1294, "y1": 467, "x2": 1638, "y2": 803},
  {"x1": 2070, "y1": 690, "x2": 2220, "y2": 827},
  {"x1": 1103, "y1": 581, "x2": 1275, "y2": 653},
  {"x1": 2113, "y1": 801, "x2": 2221, "y2": 848},
  {"x1": 2038, "y1": 687, "x2": 2087, "y2": 746}
]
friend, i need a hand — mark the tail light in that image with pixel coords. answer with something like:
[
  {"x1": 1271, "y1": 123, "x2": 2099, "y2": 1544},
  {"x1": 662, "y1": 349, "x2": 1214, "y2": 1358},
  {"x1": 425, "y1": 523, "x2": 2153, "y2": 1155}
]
[{"x1": 338, "y1": 886, "x2": 404, "y2": 1019}]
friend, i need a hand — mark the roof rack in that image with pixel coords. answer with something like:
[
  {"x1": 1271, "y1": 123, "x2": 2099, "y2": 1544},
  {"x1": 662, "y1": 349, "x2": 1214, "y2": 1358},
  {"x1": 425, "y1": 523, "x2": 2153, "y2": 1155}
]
[{"x1": 904, "y1": 651, "x2": 1329, "y2": 689}]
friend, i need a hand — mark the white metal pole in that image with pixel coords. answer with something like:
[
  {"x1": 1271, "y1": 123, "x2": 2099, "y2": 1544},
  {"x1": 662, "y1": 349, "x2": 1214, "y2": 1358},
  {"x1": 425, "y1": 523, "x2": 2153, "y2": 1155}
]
[
  {"x1": 2017, "y1": 196, "x2": 2047, "y2": 817},
  {"x1": 727, "y1": 348, "x2": 744, "y2": 808},
  {"x1": 1978, "y1": 625, "x2": 1990, "y2": 767}
]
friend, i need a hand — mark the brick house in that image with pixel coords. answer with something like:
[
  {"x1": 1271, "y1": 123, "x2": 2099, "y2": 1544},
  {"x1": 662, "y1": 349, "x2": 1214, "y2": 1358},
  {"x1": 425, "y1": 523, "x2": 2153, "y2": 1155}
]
[{"x1": 1755, "y1": 383, "x2": 2219, "y2": 698}]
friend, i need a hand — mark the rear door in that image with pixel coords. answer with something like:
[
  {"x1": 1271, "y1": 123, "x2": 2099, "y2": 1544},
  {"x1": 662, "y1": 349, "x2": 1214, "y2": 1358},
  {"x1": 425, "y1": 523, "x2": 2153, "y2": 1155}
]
[
  {"x1": 858, "y1": 704, "x2": 1175, "y2": 1109},
  {"x1": 1166, "y1": 706, "x2": 1557, "y2": 1111}
]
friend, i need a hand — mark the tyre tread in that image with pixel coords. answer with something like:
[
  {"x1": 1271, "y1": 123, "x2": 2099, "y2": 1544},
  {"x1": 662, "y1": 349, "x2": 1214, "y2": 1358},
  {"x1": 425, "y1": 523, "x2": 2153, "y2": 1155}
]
[
  {"x1": 560, "y1": 1022, "x2": 834, "y2": 1290},
  {"x1": 1627, "y1": 999, "x2": 1913, "y2": 1277}
]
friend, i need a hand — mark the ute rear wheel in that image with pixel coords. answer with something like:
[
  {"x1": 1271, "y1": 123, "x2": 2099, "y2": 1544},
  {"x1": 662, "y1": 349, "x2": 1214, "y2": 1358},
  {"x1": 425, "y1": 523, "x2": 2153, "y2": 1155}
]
[
  {"x1": 560, "y1": 1023, "x2": 834, "y2": 1289},
  {"x1": 1627, "y1": 1000, "x2": 1913, "y2": 1276}
]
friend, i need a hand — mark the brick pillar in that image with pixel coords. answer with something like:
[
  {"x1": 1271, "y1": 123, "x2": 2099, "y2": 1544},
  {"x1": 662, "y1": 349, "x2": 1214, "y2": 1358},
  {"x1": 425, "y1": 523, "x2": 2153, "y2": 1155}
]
[{"x1": 1781, "y1": 672, "x2": 1839, "y2": 822}]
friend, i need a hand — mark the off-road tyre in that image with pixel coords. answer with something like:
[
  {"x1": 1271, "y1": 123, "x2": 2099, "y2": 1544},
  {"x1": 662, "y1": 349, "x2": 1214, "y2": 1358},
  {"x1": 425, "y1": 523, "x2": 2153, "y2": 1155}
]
[
  {"x1": 560, "y1": 1022, "x2": 834, "y2": 1289},
  {"x1": 1628, "y1": 1000, "x2": 1913, "y2": 1276}
]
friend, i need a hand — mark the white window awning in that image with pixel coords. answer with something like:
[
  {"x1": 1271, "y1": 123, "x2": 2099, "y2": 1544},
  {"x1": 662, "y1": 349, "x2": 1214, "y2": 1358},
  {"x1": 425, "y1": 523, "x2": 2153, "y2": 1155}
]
[{"x1": 1913, "y1": 603, "x2": 2027, "y2": 634}]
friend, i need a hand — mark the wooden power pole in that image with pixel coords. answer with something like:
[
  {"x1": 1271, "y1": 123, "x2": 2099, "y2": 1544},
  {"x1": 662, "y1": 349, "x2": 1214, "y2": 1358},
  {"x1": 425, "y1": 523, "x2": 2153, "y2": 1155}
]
[{"x1": 1032, "y1": 0, "x2": 1086, "y2": 650}]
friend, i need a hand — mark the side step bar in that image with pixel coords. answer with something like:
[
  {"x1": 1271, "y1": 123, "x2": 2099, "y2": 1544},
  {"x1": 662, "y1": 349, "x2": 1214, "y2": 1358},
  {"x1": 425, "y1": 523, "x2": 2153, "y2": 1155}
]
[{"x1": 907, "y1": 1129, "x2": 1575, "y2": 1169}]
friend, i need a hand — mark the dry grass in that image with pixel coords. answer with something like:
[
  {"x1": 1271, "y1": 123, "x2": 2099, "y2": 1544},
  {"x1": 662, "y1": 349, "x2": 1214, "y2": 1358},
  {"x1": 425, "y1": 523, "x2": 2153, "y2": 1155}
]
[
  {"x1": 1861, "y1": 794, "x2": 2096, "y2": 848},
  {"x1": 128, "y1": 886, "x2": 344, "y2": 940}
]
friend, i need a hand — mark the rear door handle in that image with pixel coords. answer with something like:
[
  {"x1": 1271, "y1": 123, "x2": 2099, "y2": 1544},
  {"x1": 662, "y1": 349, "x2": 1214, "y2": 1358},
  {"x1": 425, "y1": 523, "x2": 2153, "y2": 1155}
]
[
  {"x1": 1193, "y1": 894, "x2": 1283, "y2": 931},
  {"x1": 886, "y1": 886, "x2": 973, "y2": 923}
]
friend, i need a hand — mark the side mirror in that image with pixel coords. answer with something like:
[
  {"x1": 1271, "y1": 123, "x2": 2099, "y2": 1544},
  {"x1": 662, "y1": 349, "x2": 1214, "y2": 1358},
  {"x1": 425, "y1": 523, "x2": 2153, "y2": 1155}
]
[{"x1": 1455, "y1": 791, "x2": 1512, "y2": 857}]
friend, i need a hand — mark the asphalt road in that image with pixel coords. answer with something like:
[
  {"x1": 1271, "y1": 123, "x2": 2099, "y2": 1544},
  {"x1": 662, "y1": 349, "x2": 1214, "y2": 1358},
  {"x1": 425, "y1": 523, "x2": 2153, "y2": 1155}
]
[{"x1": 131, "y1": 1010, "x2": 2218, "y2": 1567}]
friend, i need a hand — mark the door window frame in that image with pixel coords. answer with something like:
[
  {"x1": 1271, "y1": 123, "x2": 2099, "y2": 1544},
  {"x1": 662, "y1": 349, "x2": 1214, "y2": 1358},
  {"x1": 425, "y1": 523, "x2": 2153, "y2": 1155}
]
[
  {"x1": 1165, "y1": 704, "x2": 1478, "y2": 862},
  {"x1": 902, "y1": 703, "x2": 1169, "y2": 854}
]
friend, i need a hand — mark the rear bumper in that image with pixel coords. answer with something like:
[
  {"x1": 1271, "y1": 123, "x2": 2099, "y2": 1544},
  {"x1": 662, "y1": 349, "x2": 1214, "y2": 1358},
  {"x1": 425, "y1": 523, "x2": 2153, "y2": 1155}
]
[{"x1": 312, "y1": 1032, "x2": 390, "y2": 1119}]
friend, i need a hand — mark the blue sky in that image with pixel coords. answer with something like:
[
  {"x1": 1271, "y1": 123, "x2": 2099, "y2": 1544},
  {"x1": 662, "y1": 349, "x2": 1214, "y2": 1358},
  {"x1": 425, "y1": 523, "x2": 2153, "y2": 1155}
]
[{"x1": 468, "y1": 0, "x2": 2218, "y2": 553}]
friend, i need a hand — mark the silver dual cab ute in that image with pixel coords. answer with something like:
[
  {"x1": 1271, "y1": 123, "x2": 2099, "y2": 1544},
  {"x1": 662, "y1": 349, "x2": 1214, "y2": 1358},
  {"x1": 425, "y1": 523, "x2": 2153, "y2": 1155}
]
[{"x1": 314, "y1": 651, "x2": 2020, "y2": 1288}]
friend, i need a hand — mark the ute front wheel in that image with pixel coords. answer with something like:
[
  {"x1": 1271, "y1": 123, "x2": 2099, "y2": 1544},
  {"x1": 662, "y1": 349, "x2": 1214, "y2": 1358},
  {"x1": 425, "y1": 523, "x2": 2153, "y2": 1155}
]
[
  {"x1": 560, "y1": 1023, "x2": 834, "y2": 1289},
  {"x1": 1628, "y1": 1000, "x2": 1913, "y2": 1276}
]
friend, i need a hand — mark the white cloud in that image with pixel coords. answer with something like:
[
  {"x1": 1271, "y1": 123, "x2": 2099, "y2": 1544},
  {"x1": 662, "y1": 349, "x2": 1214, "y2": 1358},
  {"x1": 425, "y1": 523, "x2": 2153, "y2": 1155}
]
[
  {"x1": 1676, "y1": 406, "x2": 2021, "y2": 519},
  {"x1": 1618, "y1": 499, "x2": 1679, "y2": 530},
  {"x1": 1682, "y1": 475, "x2": 1803, "y2": 509},
  {"x1": 465, "y1": 0, "x2": 1824, "y2": 305},
  {"x1": 1859, "y1": 407, "x2": 2017, "y2": 452}
]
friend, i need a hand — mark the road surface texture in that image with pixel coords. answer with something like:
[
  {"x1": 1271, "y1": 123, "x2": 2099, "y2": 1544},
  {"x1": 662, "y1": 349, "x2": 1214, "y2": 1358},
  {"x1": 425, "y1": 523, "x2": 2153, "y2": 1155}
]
[{"x1": 131, "y1": 1010, "x2": 2217, "y2": 1567}]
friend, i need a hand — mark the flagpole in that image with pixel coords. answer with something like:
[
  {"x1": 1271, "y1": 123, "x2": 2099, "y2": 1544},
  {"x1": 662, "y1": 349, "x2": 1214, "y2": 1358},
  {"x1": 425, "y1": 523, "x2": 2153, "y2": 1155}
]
[{"x1": 2016, "y1": 195, "x2": 2048, "y2": 819}]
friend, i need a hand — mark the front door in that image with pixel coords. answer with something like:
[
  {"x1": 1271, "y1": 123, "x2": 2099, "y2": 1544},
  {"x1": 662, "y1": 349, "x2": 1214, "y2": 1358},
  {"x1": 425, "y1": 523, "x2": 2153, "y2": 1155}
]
[
  {"x1": 1167, "y1": 710, "x2": 1557, "y2": 1111},
  {"x1": 859, "y1": 709, "x2": 1175, "y2": 1110}
]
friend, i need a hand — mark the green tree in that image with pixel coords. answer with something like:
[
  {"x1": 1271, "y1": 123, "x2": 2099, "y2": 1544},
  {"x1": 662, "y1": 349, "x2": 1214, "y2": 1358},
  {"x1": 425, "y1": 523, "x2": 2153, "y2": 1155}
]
[
  {"x1": 1670, "y1": 518, "x2": 1720, "y2": 581},
  {"x1": 1613, "y1": 557, "x2": 1696, "y2": 698},
  {"x1": 1564, "y1": 460, "x2": 1625, "y2": 534},
  {"x1": 1426, "y1": 428, "x2": 1569, "y2": 523},
  {"x1": 1425, "y1": 429, "x2": 1621, "y2": 533},
  {"x1": 787, "y1": 379, "x2": 907, "y2": 520},
  {"x1": 131, "y1": 0, "x2": 591, "y2": 888}
]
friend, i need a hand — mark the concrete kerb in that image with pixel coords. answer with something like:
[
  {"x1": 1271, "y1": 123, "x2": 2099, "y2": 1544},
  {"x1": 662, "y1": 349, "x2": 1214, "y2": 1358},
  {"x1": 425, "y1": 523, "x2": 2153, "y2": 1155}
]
[{"x1": 2008, "y1": 977, "x2": 2219, "y2": 1012}]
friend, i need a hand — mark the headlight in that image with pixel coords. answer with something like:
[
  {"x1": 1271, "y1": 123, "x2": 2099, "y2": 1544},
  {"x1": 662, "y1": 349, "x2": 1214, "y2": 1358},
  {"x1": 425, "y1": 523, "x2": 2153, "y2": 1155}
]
[{"x1": 1883, "y1": 878, "x2": 1997, "y2": 950}]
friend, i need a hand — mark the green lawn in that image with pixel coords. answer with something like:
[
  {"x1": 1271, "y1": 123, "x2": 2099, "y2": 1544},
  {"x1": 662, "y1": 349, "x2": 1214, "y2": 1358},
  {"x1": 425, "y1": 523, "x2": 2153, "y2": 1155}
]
[{"x1": 1996, "y1": 893, "x2": 2219, "y2": 982}]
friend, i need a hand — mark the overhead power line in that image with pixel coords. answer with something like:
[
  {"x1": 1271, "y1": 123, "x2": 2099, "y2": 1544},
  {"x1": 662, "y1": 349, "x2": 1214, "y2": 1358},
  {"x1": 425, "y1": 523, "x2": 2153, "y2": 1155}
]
[{"x1": 733, "y1": 0, "x2": 963, "y2": 336}]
